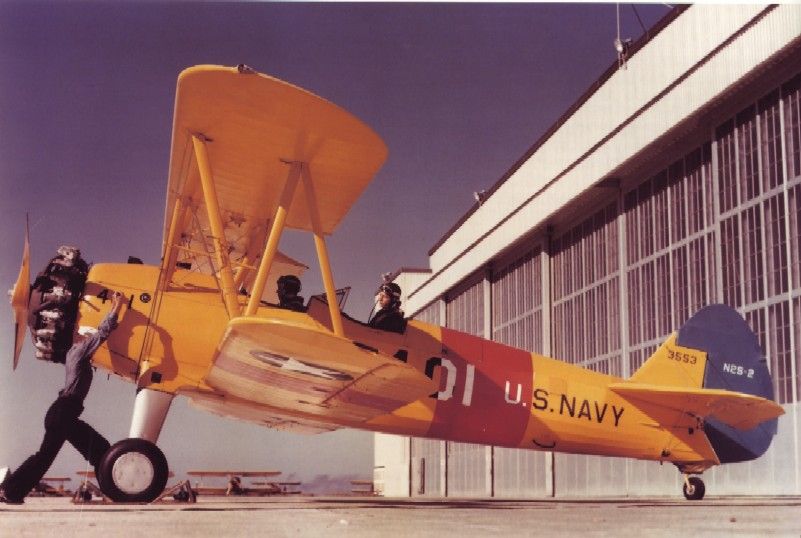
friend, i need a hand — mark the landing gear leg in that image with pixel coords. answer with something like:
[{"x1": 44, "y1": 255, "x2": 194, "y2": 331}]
[
  {"x1": 682, "y1": 474, "x2": 705, "y2": 501},
  {"x1": 96, "y1": 389, "x2": 174, "y2": 502},
  {"x1": 128, "y1": 388, "x2": 174, "y2": 441}
]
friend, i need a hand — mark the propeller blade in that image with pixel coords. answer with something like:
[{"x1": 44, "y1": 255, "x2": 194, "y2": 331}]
[{"x1": 10, "y1": 216, "x2": 31, "y2": 370}]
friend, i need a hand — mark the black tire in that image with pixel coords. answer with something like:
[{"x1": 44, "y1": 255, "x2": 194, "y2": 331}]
[
  {"x1": 683, "y1": 476, "x2": 705, "y2": 500},
  {"x1": 96, "y1": 438, "x2": 169, "y2": 503}
]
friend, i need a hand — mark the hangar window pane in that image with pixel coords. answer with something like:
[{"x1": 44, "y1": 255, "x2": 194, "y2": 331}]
[
  {"x1": 672, "y1": 245, "x2": 689, "y2": 325},
  {"x1": 629, "y1": 348, "x2": 643, "y2": 377},
  {"x1": 560, "y1": 299, "x2": 571, "y2": 360},
  {"x1": 595, "y1": 284, "x2": 606, "y2": 355},
  {"x1": 553, "y1": 303, "x2": 563, "y2": 360},
  {"x1": 594, "y1": 210, "x2": 607, "y2": 277},
  {"x1": 764, "y1": 195, "x2": 788, "y2": 297},
  {"x1": 586, "y1": 289, "x2": 597, "y2": 358},
  {"x1": 625, "y1": 190, "x2": 639, "y2": 264},
  {"x1": 768, "y1": 301, "x2": 792, "y2": 405},
  {"x1": 688, "y1": 237, "x2": 708, "y2": 314},
  {"x1": 737, "y1": 106, "x2": 761, "y2": 202},
  {"x1": 415, "y1": 301, "x2": 441, "y2": 326},
  {"x1": 574, "y1": 295, "x2": 585, "y2": 361},
  {"x1": 721, "y1": 216, "x2": 742, "y2": 307},
  {"x1": 760, "y1": 91, "x2": 784, "y2": 192},
  {"x1": 446, "y1": 279, "x2": 483, "y2": 337},
  {"x1": 789, "y1": 185, "x2": 801, "y2": 287},
  {"x1": 794, "y1": 297, "x2": 801, "y2": 403},
  {"x1": 492, "y1": 248, "x2": 542, "y2": 353},
  {"x1": 669, "y1": 160, "x2": 687, "y2": 242},
  {"x1": 606, "y1": 203, "x2": 619, "y2": 272},
  {"x1": 560, "y1": 239, "x2": 569, "y2": 300},
  {"x1": 741, "y1": 205, "x2": 765, "y2": 304},
  {"x1": 705, "y1": 235, "x2": 718, "y2": 306},
  {"x1": 551, "y1": 237, "x2": 563, "y2": 301},
  {"x1": 717, "y1": 120, "x2": 738, "y2": 214},
  {"x1": 656, "y1": 254, "x2": 671, "y2": 335},
  {"x1": 653, "y1": 172, "x2": 669, "y2": 252},
  {"x1": 583, "y1": 219, "x2": 595, "y2": 284},
  {"x1": 639, "y1": 180, "x2": 654, "y2": 259},
  {"x1": 745, "y1": 308, "x2": 767, "y2": 367},
  {"x1": 532, "y1": 310, "x2": 543, "y2": 354},
  {"x1": 572, "y1": 227, "x2": 584, "y2": 292},
  {"x1": 641, "y1": 261, "x2": 656, "y2": 342},
  {"x1": 551, "y1": 205, "x2": 622, "y2": 367},
  {"x1": 609, "y1": 277, "x2": 621, "y2": 352},
  {"x1": 686, "y1": 149, "x2": 706, "y2": 236},
  {"x1": 703, "y1": 144, "x2": 715, "y2": 229},
  {"x1": 784, "y1": 75, "x2": 801, "y2": 180},
  {"x1": 627, "y1": 270, "x2": 641, "y2": 346}
]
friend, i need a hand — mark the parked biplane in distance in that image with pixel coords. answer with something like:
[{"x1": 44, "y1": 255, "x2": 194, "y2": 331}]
[{"x1": 10, "y1": 64, "x2": 783, "y2": 503}]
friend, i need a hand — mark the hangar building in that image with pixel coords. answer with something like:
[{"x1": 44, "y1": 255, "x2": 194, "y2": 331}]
[{"x1": 375, "y1": 4, "x2": 801, "y2": 498}]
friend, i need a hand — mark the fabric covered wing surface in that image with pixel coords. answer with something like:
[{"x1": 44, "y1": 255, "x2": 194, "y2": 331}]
[{"x1": 204, "y1": 317, "x2": 433, "y2": 426}]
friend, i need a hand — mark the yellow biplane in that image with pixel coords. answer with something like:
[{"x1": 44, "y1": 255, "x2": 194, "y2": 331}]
[{"x1": 10, "y1": 65, "x2": 783, "y2": 502}]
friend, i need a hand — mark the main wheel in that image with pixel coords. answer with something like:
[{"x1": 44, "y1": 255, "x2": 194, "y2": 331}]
[
  {"x1": 682, "y1": 476, "x2": 705, "y2": 500},
  {"x1": 96, "y1": 438, "x2": 169, "y2": 503}
]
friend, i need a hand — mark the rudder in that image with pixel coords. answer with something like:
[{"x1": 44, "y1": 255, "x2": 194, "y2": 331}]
[{"x1": 675, "y1": 304, "x2": 778, "y2": 463}]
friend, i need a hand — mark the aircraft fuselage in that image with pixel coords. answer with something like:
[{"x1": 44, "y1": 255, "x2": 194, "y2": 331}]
[{"x1": 81, "y1": 263, "x2": 717, "y2": 470}]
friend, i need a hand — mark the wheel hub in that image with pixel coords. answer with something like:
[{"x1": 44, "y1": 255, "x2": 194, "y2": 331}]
[{"x1": 111, "y1": 451, "x2": 155, "y2": 494}]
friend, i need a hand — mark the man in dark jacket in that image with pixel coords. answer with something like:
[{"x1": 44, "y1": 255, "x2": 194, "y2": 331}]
[
  {"x1": 276, "y1": 275, "x2": 305, "y2": 312},
  {"x1": 368, "y1": 282, "x2": 405, "y2": 334},
  {"x1": 0, "y1": 291, "x2": 124, "y2": 504}
]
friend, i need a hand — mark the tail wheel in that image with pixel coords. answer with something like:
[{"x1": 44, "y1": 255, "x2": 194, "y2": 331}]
[
  {"x1": 97, "y1": 438, "x2": 168, "y2": 503},
  {"x1": 682, "y1": 476, "x2": 706, "y2": 501}
]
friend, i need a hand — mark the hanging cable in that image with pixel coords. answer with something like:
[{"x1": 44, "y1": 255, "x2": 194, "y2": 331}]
[
  {"x1": 630, "y1": 4, "x2": 647, "y2": 35},
  {"x1": 613, "y1": 4, "x2": 631, "y2": 69}
]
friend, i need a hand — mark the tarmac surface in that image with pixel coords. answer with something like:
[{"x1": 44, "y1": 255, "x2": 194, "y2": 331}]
[{"x1": 1, "y1": 496, "x2": 800, "y2": 537}]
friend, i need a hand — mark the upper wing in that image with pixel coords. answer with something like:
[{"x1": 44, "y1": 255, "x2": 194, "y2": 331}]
[
  {"x1": 610, "y1": 382, "x2": 784, "y2": 431},
  {"x1": 161, "y1": 65, "x2": 388, "y2": 294},
  {"x1": 203, "y1": 316, "x2": 434, "y2": 427}
]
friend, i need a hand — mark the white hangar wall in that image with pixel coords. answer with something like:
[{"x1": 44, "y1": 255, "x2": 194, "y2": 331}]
[{"x1": 376, "y1": 4, "x2": 801, "y2": 498}]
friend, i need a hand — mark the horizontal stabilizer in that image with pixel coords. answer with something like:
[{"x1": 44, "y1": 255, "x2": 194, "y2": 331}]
[{"x1": 609, "y1": 382, "x2": 784, "y2": 431}]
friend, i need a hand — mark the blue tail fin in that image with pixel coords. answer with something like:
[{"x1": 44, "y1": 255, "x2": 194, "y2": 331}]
[{"x1": 676, "y1": 304, "x2": 779, "y2": 463}]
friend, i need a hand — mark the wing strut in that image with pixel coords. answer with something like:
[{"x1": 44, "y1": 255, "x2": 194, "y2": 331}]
[
  {"x1": 245, "y1": 161, "x2": 302, "y2": 316},
  {"x1": 301, "y1": 164, "x2": 344, "y2": 337},
  {"x1": 192, "y1": 134, "x2": 241, "y2": 318}
]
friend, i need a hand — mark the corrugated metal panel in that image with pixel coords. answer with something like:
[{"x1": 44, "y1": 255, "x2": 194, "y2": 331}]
[
  {"x1": 410, "y1": 438, "x2": 445, "y2": 497},
  {"x1": 447, "y1": 442, "x2": 490, "y2": 497},
  {"x1": 494, "y1": 447, "x2": 550, "y2": 498},
  {"x1": 704, "y1": 402, "x2": 798, "y2": 495}
]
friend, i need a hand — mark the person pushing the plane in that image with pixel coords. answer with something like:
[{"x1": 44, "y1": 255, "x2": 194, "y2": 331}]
[{"x1": 0, "y1": 291, "x2": 125, "y2": 504}]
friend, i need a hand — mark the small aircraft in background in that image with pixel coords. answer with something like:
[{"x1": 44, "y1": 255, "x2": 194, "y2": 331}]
[{"x1": 10, "y1": 65, "x2": 783, "y2": 503}]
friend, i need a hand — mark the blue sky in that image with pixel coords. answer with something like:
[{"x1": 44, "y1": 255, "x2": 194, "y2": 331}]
[{"x1": 0, "y1": 2, "x2": 669, "y2": 484}]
